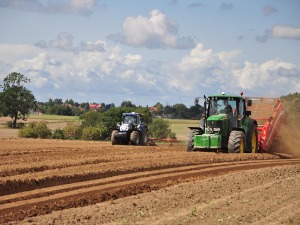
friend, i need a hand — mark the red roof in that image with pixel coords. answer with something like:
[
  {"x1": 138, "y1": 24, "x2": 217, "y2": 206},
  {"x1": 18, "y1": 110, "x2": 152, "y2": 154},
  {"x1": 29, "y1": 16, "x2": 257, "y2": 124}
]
[
  {"x1": 89, "y1": 103, "x2": 101, "y2": 110},
  {"x1": 149, "y1": 107, "x2": 159, "y2": 112}
]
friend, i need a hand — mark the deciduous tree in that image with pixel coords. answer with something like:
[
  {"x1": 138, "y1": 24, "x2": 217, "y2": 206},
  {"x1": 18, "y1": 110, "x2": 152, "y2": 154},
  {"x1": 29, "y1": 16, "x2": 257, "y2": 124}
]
[{"x1": 0, "y1": 72, "x2": 36, "y2": 128}]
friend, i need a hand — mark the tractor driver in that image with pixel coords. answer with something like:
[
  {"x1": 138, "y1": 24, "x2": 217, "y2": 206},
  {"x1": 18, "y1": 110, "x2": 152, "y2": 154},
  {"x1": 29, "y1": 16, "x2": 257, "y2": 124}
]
[
  {"x1": 127, "y1": 116, "x2": 137, "y2": 124},
  {"x1": 224, "y1": 100, "x2": 233, "y2": 115}
]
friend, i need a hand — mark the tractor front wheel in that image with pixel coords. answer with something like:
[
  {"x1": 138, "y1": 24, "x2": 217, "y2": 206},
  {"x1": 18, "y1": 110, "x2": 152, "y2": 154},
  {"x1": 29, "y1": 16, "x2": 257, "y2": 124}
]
[
  {"x1": 186, "y1": 129, "x2": 202, "y2": 152},
  {"x1": 130, "y1": 131, "x2": 140, "y2": 145},
  {"x1": 228, "y1": 131, "x2": 245, "y2": 153}
]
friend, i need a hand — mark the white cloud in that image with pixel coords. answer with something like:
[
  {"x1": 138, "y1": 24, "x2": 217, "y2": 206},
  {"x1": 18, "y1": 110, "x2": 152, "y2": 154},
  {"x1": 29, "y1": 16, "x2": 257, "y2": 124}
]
[
  {"x1": 257, "y1": 25, "x2": 300, "y2": 43},
  {"x1": 108, "y1": 9, "x2": 195, "y2": 49},
  {"x1": 271, "y1": 25, "x2": 300, "y2": 40},
  {"x1": 1, "y1": 41, "x2": 299, "y2": 105},
  {"x1": 232, "y1": 59, "x2": 299, "y2": 94},
  {"x1": 165, "y1": 43, "x2": 299, "y2": 99},
  {"x1": 79, "y1": 41, "x2": 106, "y2": 52},
  {"x1": 179, "y1": 43, "x2": 221, "y2": 71},
  {"x1": 49, "y1": 32, "x2": 74, "y2": 51}
]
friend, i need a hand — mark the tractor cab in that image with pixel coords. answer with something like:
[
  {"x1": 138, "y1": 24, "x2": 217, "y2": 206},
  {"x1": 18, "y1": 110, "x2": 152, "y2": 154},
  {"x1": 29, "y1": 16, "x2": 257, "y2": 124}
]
[
  {"x1": 205, "y1": 93, "x2": 249, "y2": 133},
  {"x1": 122, "y1": 113, "x2": 141, "y2": 125}
]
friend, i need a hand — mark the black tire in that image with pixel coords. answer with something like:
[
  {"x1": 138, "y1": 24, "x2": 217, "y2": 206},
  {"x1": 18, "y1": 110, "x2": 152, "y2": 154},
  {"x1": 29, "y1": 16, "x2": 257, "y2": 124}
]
[
  {"x1": 186, "y1": 129, "x2": 202, "y2": 152},
  {"x1": 111, "y1": 130, "x2": 118, "y2": 145},
  {"x1": 140, "y1": 130, "x2": 148, "y2": 146},
  {"x1": 228, "y1": 131, "x2": 245, "y2": 153},
  {"x1": 246, "y1": 121, "x2": 258, "y2": 153},
  {"x1": 130, "y1": 131, "x2": 139, "y2": 145}
]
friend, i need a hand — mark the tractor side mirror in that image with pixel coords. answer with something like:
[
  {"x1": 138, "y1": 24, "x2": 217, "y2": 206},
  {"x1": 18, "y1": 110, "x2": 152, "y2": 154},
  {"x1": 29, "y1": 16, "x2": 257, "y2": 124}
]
[{"x1": 247, "y1": 99, "x2": 252, "y2": 106}]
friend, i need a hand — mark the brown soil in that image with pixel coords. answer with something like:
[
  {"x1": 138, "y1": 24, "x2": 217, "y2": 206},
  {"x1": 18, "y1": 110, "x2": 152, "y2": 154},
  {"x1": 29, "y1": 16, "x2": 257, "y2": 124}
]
[{"x1": 0, "y1": 138, "x2": 299, "y2": 224}]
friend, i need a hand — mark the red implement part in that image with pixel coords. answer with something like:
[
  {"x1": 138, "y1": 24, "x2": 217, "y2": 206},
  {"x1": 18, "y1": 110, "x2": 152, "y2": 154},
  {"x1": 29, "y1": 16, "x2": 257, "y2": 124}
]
[{"x1": 247, "y1": 98, "x2": 285, "y2": 152}]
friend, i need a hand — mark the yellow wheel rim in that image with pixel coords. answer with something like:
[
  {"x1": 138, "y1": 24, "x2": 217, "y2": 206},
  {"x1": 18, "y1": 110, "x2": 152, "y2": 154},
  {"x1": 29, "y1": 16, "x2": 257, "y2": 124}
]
[
  {"x1": 240, "y1": 138, "x2": 245, "y2": 153},
  {"x1": 251, "y1": 131, "x2": 257, "y2": 153}
]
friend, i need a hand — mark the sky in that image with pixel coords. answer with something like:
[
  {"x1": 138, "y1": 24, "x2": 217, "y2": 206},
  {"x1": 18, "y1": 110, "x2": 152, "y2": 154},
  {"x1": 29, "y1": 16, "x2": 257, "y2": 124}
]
[{"x1": 0, "y1": 0, "x2": 299, "y2": 107}]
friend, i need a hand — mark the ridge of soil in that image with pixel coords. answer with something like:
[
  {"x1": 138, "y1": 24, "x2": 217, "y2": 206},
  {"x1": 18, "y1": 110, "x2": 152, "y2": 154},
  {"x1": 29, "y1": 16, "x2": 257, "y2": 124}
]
[{"x1": 0, "y1": 138, "x2": 299, "y2": 224}]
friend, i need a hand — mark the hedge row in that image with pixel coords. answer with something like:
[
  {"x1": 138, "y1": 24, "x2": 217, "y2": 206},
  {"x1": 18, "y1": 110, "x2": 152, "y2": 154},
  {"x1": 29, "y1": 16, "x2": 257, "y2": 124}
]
[{"x1": 18, "y1": 121, "x2": 107, "y2": 141}]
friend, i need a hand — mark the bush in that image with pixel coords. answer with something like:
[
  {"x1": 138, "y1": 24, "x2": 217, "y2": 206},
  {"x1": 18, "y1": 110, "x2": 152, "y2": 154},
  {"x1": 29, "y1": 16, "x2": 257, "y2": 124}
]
[
  {"x1": 18, "y1": 126, "x2": 37, "y2": 138},
  {"x1": 169, "y1": 131, "x2": 177, "y2": 139},
  {"x1": 149, "y1": 118, "x2": 172, "y2": 139},
  {"x1": 81, "y1": 126, "x2": 106, "y2": 140},
  {"x1": 52, "y1": 128, "x2": 65, "y2": 139},
  {"x1": 63, "y1": 123, "x2": 82, "y2": 140},
  {"x1": 18, "y1": 121, "x2": 51, "y2": 138},
  {"x1": 34, "y1": 121, "x2": 52, "y2": 138}
]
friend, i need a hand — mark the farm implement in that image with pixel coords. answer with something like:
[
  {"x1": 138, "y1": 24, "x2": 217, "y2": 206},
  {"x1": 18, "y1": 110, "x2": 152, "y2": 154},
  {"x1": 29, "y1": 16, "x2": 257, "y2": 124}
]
[
  {"x1": 247, "y1": 98, "x2": 285, "y2": 152},
  {"x1": 186, "y1": 92, "x2": 284, "y2": 153}
]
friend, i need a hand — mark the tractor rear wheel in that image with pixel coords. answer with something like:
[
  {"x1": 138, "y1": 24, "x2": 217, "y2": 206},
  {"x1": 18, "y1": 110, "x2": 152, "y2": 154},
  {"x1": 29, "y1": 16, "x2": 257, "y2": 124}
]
[
  {"x1": 130, "y1": 131, "x2": 139, "y2": 145},
  {"x1": 228, "y1": 131, "x2": 245, "y2": 153},
  {"x1": 246, "y1": 122, "x2": 258, "y2": 153},
  {"x1": 111, "y1": 130, "x2": 118, "y2": 145},
  {"x1": 140, "y1": 130, "x2": 148, "y2": 146},
  {"x1": 186, "y1": 129, "x2": 202, "y2": 151}
]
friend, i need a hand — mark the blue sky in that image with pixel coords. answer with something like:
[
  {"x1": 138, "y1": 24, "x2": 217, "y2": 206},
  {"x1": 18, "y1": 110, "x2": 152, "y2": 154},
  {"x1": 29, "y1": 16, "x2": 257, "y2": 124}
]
[{"x1": 0, "y1": 0, "x2": 299, "y2": 107}]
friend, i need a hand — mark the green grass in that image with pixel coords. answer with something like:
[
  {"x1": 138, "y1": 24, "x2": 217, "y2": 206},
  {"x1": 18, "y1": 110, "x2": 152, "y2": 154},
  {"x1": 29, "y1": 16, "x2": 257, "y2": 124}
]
[
  {"x1": 166, "y1": 119, "x2": 200, "y2": 140},
  {"x1": 29, "y1": 114, "x2": 80, "y2": 121}
]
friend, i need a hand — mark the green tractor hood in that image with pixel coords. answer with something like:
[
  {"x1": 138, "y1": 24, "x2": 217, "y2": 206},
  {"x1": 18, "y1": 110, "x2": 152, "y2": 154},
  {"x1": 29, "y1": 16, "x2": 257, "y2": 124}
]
[{"x1": 207, "y1": 114, "x2": 227, "y2": 121}]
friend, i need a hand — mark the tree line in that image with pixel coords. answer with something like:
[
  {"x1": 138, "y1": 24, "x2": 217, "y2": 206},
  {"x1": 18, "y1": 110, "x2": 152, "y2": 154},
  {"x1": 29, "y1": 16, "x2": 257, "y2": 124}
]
[{"x1": 35, "y1": 98, "x2": 204, "y2": 119}]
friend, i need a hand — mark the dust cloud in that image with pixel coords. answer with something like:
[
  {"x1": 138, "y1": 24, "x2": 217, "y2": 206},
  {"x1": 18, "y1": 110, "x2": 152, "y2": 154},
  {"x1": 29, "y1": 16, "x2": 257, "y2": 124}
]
[{"x1": 270, "y1": 124, "x2": 300, "y2": 157}]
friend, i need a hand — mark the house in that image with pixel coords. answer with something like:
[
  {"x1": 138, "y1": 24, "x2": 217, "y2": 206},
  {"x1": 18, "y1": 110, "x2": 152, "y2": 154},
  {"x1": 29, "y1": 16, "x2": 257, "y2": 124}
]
[
  {"x1": 149, "y1": 106, "x2": 159, "y2": 112},
  {"x1": 89, "y1": 103, "x2": 101, "y2": 111}
]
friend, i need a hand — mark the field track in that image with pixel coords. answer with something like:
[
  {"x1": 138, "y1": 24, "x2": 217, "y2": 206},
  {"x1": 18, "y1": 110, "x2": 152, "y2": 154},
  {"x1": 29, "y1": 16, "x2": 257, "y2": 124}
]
[{"x1": 0, "y1": 139, "x2": 298, "y2": 223}]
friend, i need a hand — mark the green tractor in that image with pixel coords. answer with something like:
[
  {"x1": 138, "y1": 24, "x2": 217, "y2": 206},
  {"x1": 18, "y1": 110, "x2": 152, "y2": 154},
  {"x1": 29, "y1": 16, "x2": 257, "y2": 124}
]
[{"x1": 186, "y1": 92, "x2": 258, "y2": 153}]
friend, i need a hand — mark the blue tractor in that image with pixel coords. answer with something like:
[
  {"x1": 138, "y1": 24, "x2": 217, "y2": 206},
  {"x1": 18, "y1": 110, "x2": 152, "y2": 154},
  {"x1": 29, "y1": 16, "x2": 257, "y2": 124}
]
[{"x1": 111, "y1": 112, "x2": 148, "y2": 145}]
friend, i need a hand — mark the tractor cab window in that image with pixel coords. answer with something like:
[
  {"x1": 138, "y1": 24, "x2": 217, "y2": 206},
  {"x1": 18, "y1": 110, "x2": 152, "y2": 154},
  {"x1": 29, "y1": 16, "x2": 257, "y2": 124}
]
[
  {"x1": 124, "y1": 116, "x2": 137, "y2": 124},
  {"x1": 209, "y1": 98, "x2": 236, "y2": 115},
  {"x1": 238, "y1": 100, "x2": 245, "y2": 118}
]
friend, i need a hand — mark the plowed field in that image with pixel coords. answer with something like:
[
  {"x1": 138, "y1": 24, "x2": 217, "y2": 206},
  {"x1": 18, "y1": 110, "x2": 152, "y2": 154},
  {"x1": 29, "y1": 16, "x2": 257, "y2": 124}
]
[{"x1": 0, "y1": 138, "x2": 299, "y2": 224}]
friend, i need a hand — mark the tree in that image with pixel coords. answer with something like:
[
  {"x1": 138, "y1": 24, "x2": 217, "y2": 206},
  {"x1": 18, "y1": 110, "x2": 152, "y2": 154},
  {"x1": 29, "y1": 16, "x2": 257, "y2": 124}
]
[
  {"x1": 0, "y1": 72, "x2": 36, "y2": 128},
  {"x1": 81, "y1": 111, "x2": 102, "y2": 127},
  {"x1": 121, "y1": 101, "x2": 136, "y2": 108},
  {"x1": 53, "y1": 98, "x2": 63, "y2": 105}
]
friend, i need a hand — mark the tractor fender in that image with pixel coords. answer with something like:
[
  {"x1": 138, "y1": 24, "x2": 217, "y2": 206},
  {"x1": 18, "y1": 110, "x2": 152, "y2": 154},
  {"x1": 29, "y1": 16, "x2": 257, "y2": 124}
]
[
  {"x1": 188, "y1": 127, "x2": 204, "y2": 133},
  {"x1": 138, "y1": 123, "x2": 148, "y2": 134},
  {"x1": 187, "y1": 127, "x2": 204, "y2": 134}
]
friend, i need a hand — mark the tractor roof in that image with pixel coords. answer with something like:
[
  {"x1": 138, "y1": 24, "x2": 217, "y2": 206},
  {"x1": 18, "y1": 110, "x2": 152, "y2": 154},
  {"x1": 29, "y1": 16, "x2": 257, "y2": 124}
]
[
  {"x1": 122, "y1": 112, "x2": 141, "y2": 116},
  {"x1": 209, "y1": 92, "x2": 243, "y2": 99}
]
